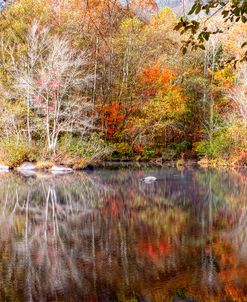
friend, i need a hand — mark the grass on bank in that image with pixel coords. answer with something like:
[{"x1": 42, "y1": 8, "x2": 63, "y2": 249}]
[{"x1": 0, "y1": 130, "x2": 246, "y2": 169}]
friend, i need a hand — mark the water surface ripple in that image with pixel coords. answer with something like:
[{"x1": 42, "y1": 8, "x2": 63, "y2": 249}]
[{"x1": 0, "y1": 167, "x2": 246, "y2": 301}]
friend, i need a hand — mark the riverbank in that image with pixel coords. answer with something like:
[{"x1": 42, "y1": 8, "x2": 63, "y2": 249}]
[{"x1": 0, "y1": 157, "x2": 246, "y2": 174}]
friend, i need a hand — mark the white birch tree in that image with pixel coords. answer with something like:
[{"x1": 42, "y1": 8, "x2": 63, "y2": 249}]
[
  {"x1": 0, "y1": 21, "x2": 48, "y2": 141},
  {"x1": 0, "y1": 21, "x2": 94, "y2": 154},
  {"x1": 32, "y1": 34, "x2": 94, "y2": 153}
]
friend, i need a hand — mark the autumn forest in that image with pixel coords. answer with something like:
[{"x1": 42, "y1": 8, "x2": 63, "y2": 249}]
[
  {"x1": 0, "y1": 0, "x2": 246, "y2": 169},
  {"x1": 1, "y1": 2, "x2": 247, "y2": 301}
]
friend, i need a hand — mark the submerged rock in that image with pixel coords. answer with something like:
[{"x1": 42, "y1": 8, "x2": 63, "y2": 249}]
[
  {"x1": 17, "y1": 162, "x2": 36, "y2": 171},
  {"x1": 51, "y1": 165, "x2": 73, "y2": 173}
]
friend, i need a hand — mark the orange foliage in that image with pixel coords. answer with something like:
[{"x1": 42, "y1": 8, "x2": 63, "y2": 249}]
[
  {"x1": 140, "y1": 63, "x2": 175, "y2": 85},
  {"x1": 213, "y1": 67, "x2": 235, "y2": 89},
  {"x1": 236, "y1": 150, "x2": 247, "y2": 165},
  {"x1": 139, "y1": 62, "x2": 176, "y2": 98},
  {"x1": 97, "y1": 101, "x2": 127, "y2": 137},
  {"x1": 133, "y1": 143, "x2": 144, "y2": 153},
  {"x1": 48, "y1": 0, "x2": 123, "y2": 37}
]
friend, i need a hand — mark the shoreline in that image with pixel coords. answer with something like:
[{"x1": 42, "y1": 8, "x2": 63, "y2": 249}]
[{"x1": 0, "y1": 158, "x2": 246, "y2": 173}]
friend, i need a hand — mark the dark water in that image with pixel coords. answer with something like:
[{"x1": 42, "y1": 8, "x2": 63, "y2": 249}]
[{"x1": 0, "y1": 167, "x2": 247, "y2": 302}]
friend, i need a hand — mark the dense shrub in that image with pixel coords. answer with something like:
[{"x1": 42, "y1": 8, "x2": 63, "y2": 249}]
[
  {"x1": 162, "y1": 148, "x2": 177, "y2": 160},
  {"x1": 0, "y1": 138, "x2": 39, "y2": 167},
  {"x1": 58, "y1": 133, "x2": 110, "y2": 161},
  {"x1": 143, "y1": 147, "x2": 156, "y2": 159},
  {"x1": 195, "y1": 129, "x2": 235, "y2": 159},
  {"x1": 110, "y1": 142, "x2": 133, "y2": 160},
  {"x1": 171, "y1": 140, "x2": 191, "y2": 156}
]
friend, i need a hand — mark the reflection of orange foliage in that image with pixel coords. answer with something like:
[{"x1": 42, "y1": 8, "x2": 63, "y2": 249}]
[
  {"x1": 213, "y1": 239, "x2": 235, "y2": 266},
  {"x1": 225, "y1": 285, "x2": 247, "y2": 302},
  {"x1": 212, "y1": 239, "x2": 247, "y2": 301},
  {"x1": 139, "y1": 240, "x2": 173, "y2": 259},
  {"x1": 102, "y1": 195, "x2": 124, "y2": 216}
]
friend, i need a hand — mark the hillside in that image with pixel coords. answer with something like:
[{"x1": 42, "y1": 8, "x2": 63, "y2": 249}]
[{"x1": 157, "y1": 0, "x2": 194, "y2": 14}]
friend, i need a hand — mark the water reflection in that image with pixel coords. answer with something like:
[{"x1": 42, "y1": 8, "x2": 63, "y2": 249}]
[{"x1": 0, "y1": 168, "x2": 246, "y2": 301}]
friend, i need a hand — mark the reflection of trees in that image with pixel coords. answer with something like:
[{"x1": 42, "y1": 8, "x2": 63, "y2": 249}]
[
  {"x1": 193, "y1": 168, "x2": 247, "y2": 301},
  {"x1": 196, "y1": 169, "x2": 247, "y2": 244},
  {"x1": 0, "y1": 170, "x2": 194, "y2": 301},
  {"x1": 0, "y1": 172, "x2": 111, "y2": 301},
  {"x1": 0, "y1": 168, "x2": 247, "y2": 301}
]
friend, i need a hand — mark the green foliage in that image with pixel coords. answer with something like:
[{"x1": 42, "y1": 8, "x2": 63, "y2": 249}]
[
  {"x1": 195, "y1": 140, "x2": 213, "y2": 158},
  {"x1": 195, "y1": 129, "x2": 234, "y2": 159},
  {"x1": 58, "y1": 133, "x2": 109, "y2": 160},
  {"x1": 0, "y1": 138, "x2": 39, "y2": 167},
  {"x1": 162, "y1": 148, "x2": 177, "y2": 160},
  {"x1": 175, "y1": 289, "x2": 186, "y2": 299},
  {"x1": 171, "y1": 140, "x2": 191, "y2": 156},
  {"x1": 110, "y1": 142, "x2": 133, "y2": 160},
  {"x1": 143, "y1": 147, "x2": 156, "y2": 159}
]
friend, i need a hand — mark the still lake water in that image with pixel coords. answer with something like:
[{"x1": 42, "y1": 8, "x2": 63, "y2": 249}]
[{"x1": 0, "y1": 167, "x2": 247, "y2": 301}]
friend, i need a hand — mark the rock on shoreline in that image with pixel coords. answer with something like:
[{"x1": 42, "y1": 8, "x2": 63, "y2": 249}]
[
  {"x1": 0, "y1": 164, "x2": 10, "y2": 171},
  {"x1": 17, "y1": 162, "x2": 36, "y2": 171}
]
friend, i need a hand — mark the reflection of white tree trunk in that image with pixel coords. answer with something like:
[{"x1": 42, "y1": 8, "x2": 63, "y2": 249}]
[
  {"x1": 0, "y1": 173, "x2": 112, "y2": 300},
  {"x1": 200, "y1": 175, "x2": 220, "y2": 292},
  {"x1": 227, "y1": 207, "x2": 247, "y2": 258}
]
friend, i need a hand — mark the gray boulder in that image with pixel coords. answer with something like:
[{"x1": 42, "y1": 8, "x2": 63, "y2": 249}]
[
  {"x1": 0, "y1": 164, "x2": 10, "y2": 171},
  {"x1": 142, "y1": 176, "x2": 157, "y2": 183},
  {"x1": 17, "y1": 162, "x2": 36, "y2": 171}
]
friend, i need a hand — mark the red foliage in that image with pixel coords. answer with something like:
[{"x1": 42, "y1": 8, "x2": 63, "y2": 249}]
[
  {"x1": 97, "y1": 100, "x2": 139, "y2": 137},
  {"x1": 133, "y1": 143, "x2": 144, "y2": 153},
  {"x1": 139, "y1": 62, "x2": 176, "y2": 98},
  {"x1": 97, "y1": 102, "x2": 126, "y2": 137}
]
